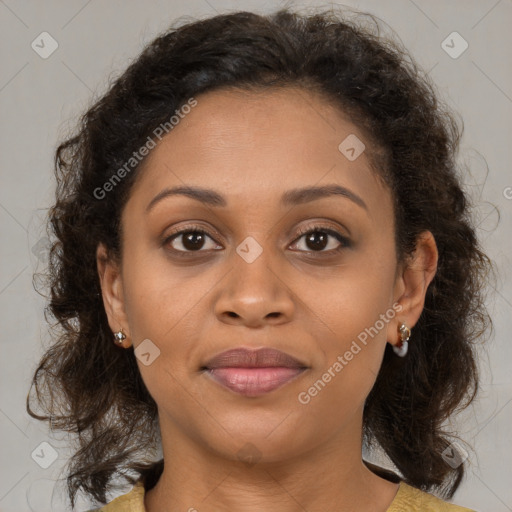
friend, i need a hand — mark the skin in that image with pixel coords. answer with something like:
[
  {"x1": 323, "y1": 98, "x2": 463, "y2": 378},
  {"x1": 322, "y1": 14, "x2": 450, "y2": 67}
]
[{"x1": 97, "y1": 87, "x2": 438, "y2": 512}]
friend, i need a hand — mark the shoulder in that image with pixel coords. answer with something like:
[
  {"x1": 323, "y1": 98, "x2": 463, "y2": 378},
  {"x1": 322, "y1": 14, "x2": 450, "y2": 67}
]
[
  {"x1": 86, "y1": 459, "x2": 162, "y2": 511},
  {"x1": 387, "y1": 481, "x2": 478, "y2": 512},
  {"x1": 84, "y1": 475, "x2": 479, "y2": 512},
  {"x1": 85, "y1": 480, "x2": 146, "y2": 512}
]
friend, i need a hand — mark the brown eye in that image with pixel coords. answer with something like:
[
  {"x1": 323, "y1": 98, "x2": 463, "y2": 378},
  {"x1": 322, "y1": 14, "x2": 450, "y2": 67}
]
[
  {"x1": 165, "y1": 229, "x2": 221, "y2": 253},
  {"x1": 290, "y1": 227, "x2": 350, "y2": 253}
]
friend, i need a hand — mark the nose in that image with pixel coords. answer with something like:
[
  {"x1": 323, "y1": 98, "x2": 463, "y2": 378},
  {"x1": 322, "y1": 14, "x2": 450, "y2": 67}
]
[{"x1": 214, "y1": 245, "x2": 295, "y2": 328}]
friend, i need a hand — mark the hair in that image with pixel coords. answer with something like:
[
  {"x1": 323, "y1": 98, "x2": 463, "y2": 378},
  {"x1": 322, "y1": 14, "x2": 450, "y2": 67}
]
[{"x1": 27, "y1": 6, "x2": 494, "y2": 508}]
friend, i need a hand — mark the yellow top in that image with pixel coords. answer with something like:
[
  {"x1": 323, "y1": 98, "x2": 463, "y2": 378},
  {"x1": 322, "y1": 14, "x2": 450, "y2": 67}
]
[{"x1": 92, "y1": 479, "x2": 477, "y2": 511}]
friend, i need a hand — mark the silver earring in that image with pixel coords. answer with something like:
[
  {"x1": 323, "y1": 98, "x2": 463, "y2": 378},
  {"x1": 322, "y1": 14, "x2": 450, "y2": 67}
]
[
  {"x1": 393, "y1": 324, "x2": 411, "y2": 357},
  {"x1": 114, "y1": 328, "x2": 126, "y2": 345}
]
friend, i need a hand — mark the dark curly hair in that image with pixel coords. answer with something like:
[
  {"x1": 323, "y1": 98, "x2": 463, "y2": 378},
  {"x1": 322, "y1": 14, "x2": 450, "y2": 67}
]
[{"x1": 26, "y1": 6, "x2": 493, "y2": 509}]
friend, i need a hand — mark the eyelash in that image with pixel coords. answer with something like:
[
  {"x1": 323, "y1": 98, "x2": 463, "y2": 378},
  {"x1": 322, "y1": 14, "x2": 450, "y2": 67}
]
[{"x1": 162, "y1": 223, "x2": 351, "y2": 256}]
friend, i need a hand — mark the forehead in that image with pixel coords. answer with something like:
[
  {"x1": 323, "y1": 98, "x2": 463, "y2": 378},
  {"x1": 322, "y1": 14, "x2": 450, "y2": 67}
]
[{"x1": 124, "y1": 86, "x2": 391, "y2": 219}]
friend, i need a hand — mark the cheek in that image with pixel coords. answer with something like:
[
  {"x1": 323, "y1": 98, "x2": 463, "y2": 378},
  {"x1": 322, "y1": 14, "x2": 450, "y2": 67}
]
[
  {"x1": 121, "y1": 248, "x2": 199, "y2": 342},
  {"x1": 295, "y1": 296, "x2": 391, "y2": 432},
  {"x1": 297, "y1": 250, "x2": 397, "y2": 401},
  {"x1": 307, "y1": 246, "x2": 397, "y2": 339}
]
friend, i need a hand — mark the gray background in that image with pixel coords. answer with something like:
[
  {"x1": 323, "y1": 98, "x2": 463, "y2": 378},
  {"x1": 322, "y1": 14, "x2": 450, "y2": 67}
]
[{"x1": 1, "y1": 0, "x2": 511, "y2": 510}]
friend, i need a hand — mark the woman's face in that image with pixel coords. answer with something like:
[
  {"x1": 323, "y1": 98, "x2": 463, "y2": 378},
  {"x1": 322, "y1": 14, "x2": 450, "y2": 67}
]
[{"x1": 98, "y1": 87, "x2": 433, "y2": 463}]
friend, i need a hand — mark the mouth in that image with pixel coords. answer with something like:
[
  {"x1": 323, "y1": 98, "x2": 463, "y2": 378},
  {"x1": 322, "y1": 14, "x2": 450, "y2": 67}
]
[{"x1": 201, "y1": 347, "x2": 309, "y2": 397}]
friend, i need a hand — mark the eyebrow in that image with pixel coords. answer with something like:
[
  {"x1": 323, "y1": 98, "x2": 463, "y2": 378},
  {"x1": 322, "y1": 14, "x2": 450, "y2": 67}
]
[{"x1": 145, "y1": 184, "x2": 368, "y2": 213}]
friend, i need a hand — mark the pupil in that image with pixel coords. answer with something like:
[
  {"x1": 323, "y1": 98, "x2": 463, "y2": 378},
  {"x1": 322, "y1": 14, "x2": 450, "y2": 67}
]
[
  {"x1": 307, "y1": 231, "x2": 327, "y2": 251},
  {"x1": 183, "y1": 232, "x2": 204, "y2": 250}
]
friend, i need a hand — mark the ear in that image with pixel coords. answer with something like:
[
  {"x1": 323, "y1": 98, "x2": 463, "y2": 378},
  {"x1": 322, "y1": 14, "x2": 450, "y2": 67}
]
[
  {"x1": 387, "y1": 231, "x2": 438, "y2": 349},
  {"x1": 96, "y1": 243, "x2": 131, "y2": 348}
]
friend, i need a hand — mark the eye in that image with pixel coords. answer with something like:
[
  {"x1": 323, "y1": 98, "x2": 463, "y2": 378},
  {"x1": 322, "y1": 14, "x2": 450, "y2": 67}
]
[
  {"x1": 163, "y1": 223, "x2": 351, "y2": 255},
  {"x1": 290, "y1": 225, "x2": 350, "y2": 253},
  {"x1": 164, "y1": 227, "x2": 222, "y2": 253}
]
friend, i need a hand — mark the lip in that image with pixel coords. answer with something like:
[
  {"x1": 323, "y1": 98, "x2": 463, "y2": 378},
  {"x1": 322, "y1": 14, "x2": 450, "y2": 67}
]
[
  {"x1": 203, "y1": 347, "x2": 307, "y2": 370},
  {"x1": 202, "y1": 348, "x2": 309, "y2": 397}
]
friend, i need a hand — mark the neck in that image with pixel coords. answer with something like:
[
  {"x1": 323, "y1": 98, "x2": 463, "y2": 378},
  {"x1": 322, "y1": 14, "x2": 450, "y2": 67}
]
[{"x1": 144, "y1": 410, "x2": 399, "y2": 512}]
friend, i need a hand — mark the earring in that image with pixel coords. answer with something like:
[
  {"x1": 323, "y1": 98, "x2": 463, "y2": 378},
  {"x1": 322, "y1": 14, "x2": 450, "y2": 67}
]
[
  {"x1": 113, "y1": 328, "x2": 126, "y2": 345},
  {"x1": 393, "y1": 324, "x2": 411, "y2": 357}
]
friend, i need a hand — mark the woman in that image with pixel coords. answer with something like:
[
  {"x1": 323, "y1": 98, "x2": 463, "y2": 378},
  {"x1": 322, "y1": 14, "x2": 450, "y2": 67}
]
[{"x1": 27, "y1": 7, "x2": 492, "y2": 511}]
